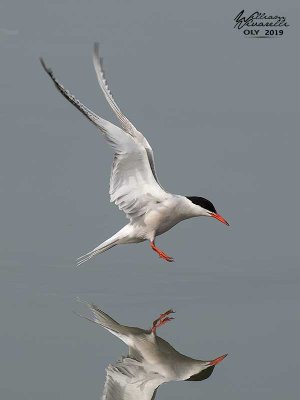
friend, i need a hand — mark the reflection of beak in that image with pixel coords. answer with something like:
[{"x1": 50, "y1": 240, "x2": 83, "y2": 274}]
[
  {"x1": 209, "y1": 353, "x2": 228, "y2": 366},
  {"x1": 210, "y1": 212, "x2": 230, "y2": 226}
]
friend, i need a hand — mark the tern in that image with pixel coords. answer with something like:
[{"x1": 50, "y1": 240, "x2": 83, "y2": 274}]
[
  {"x1": 77, "y1": 303, "x2": 227, "y2": 400},
  {"x1": 40, "y1": 44, "x2": 229, "y2": 264}
]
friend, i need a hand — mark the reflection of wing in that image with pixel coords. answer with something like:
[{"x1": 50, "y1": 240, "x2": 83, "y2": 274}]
[
  {"x1": 102, "y1": 357, "x2": 165, "y2": 400},
  {"x1": 92, "y1": 43, "x2": 164, "y2": 189},
  {"x1": 40, "y1": 58, "x2": 169, "y2": 220}
]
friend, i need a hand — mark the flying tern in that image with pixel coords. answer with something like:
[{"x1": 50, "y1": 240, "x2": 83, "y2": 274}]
[
  {"x1": 77, "y1": 303, "x2": 227, "y2": 400},
  {"x1": 40, "y1": 44, "x2": 229, "y2": 264}
]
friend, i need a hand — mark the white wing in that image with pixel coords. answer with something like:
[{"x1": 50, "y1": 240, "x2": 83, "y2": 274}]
[
  {"x1": 92, "y1": 43, "x2": 163, "y2": 188},
  {"x1": 40, "y1": 58, "x2": 169, "y2": 220},
  {"x1": 102, "y1": 357, "x2": 164, "y2": 400}
]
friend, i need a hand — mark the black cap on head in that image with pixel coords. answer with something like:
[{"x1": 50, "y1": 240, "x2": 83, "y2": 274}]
[
  {"x1": 186, "y1": 196, "x2": 217, "y2": 214},
  {"x1": 185, "y1": 366, "x2": 215, "y2": 382}
]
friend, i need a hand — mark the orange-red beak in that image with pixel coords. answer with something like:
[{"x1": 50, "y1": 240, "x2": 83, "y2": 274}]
[
  {"x1": 210, "y1": 213, "x2": 230, "y2": 226},
  {"x1": 209, "y1": 353, "x2": 228, "y2": 366}
]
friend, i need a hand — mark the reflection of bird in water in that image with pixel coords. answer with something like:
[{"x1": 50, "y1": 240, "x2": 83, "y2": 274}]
[
  {"x1": 40, "y1": 44, "x2": 229, "y2": 265},
  {"x1": 77, "y1": 303, "x2": 227, "y2": 400}
]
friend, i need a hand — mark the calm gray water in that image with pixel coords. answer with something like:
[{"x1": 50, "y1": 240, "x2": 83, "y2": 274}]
[{"x1": 1, "y1": 0, "x2": 300, "y2": 399}]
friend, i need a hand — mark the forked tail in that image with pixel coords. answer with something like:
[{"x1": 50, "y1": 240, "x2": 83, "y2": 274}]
[
  {"x1": 75, "y1": 300, "x2": 130, "y2": 342},
  {"x1": 77, "y1": 235, "x2": 120, "y2": 266}
]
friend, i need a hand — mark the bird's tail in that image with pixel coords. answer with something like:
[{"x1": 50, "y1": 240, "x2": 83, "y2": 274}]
[
  {"x1": 75, "y1": 301, "x2": 130, "y2": 343},
  {"x1": 77, "y1": 234, "x2": 120, "y2": 266}
]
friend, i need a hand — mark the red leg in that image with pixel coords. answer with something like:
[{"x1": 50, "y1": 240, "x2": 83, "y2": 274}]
[
  {"x1": 151, "y1": 309, "x2": 175, "y2": 334},
  {"x1": 150, "y1": 241, "x2": 174, "y2": 262}
]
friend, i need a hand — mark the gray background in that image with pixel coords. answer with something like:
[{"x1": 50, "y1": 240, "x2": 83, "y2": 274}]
[{"x1": 1, "y1": 0, "x2": 299, "y2": 399}]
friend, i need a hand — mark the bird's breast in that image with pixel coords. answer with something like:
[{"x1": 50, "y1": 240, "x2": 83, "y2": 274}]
[
  {"x1": 150, "y1": 197, "x2": 190, "y2": 235},
  {"x1": 143, "y1": 205, "x2": 182, "y2": 235}
]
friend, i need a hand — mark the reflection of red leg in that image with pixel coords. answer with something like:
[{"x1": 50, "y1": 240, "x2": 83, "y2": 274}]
[
  {"x1": 150, "y1": 241, "x2": 174, "y2": 262},
  {"x1": 151, "y1": 309, "x2": 175, "y2": 334}
]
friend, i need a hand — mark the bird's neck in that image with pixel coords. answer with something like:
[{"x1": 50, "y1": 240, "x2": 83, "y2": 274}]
[{"x1": 180, "y1": 197, "x2": 205, "y2": 219}]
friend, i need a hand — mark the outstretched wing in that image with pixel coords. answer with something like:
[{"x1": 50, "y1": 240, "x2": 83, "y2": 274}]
[
  {"x1": 92, "y1": 43, "x2": 163, "y2": 188},
  {"x1": 102, "y1": 357, "x2": 164, "y2": 400},
  {"x1": 40, "y1": 58, "x2": 168, "y2": 220}
]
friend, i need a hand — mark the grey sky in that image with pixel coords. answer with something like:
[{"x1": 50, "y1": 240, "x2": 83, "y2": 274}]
[{"x1": 1, "y1": 0, "x2": 300, "y2": 399}]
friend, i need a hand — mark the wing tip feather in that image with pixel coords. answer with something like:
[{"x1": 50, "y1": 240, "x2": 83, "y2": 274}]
[{"x1": 39, "y1": 57, "x2": 51, "y2": 74}]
